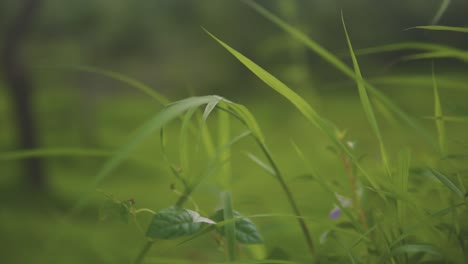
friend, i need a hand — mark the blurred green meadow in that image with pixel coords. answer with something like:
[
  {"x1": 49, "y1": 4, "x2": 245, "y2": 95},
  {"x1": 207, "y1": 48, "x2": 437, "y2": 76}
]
[{"x1": 1, "y1": 1, "x2": 468, "y2": 263}]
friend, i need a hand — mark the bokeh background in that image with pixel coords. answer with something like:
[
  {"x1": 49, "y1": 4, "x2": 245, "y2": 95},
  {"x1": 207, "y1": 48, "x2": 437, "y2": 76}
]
[{"x1": 1, "y1": 0, "x2": 468, "y2": 263}]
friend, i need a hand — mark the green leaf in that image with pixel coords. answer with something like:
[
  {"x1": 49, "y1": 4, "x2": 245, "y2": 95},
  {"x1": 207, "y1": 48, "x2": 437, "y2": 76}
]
[
  {"x1": 432, "y1": 65, "x2": 447, "y2": 156},
  {"x1": 391, "y1": 244, "x2": 441, "y2": 257},
  {"x1": 428, "y1": 168, "x2": 465, "y2": 198},
  {"x1": 431, "y1": 0, "x2": 451, "y2": 25},
  {"x1": 71, "y1": 95, "x2": 221, "y2": 213},
  {"x1": 146, "y1": 207, "x2": 215, "y2": 240},
  {"x1": 342, "y1": 13, "x2": 391, "y2": 177},
  {"x1": 212, "y1": 209, "x2": 263, "y2": 244},
  {"x1": 409, "y1": 25, "x2": 468, "y2": 33},
  {"x1": 71, "y1": 65, "x2": 170, "y2": 105}
]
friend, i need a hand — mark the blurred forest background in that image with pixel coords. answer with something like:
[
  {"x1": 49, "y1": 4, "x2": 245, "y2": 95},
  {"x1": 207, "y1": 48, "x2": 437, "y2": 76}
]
[{"x1": 1, "y1": 0, "x2": 468, "y2": 263}]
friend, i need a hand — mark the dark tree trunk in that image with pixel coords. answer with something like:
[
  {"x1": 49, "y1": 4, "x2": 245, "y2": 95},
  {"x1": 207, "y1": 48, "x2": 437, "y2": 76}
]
[{"x1": 1, "y1": 0, "x2": 45, "y2": 191}]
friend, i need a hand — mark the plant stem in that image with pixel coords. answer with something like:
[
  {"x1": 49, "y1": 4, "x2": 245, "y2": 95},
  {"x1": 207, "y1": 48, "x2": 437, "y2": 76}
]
[
  {"x1": 256, "y1": 140, "x2": 315, "y2": 255},
  {"x1": 223, "y1": 191, "x2": 236, "y2": 261},
  {"x1": 340, "y1": 153, "x2": 369, "y2": 230},
  {"x1": 134, "y1": 241, "x2": 154, "y2": 264}
]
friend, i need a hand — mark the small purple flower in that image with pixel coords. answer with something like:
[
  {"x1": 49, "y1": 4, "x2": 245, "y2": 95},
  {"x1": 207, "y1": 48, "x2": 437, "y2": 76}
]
[{"x1": 328, "y1": 193, "x2": 352, "y2": 219}]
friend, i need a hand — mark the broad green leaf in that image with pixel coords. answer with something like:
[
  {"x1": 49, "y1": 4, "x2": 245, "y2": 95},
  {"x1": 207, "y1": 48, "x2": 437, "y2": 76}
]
[
  {"x1": 212, "y1": 209, "x2": 263, "y2": 244},
  {"x1": 428, "y1": 168, "x2": 465, "y2": 198},
  {"x1": 146, "y1": 206, "x2": 215, "y2": 240}
]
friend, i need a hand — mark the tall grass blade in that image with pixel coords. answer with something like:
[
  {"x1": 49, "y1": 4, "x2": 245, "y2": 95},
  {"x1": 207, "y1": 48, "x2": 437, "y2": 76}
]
[
  {"x1": 431, "y1": 0, "x2": 451, "y2": 25},
  {"x1": 397, "y1": 149, "x2": 411, "y2": 227},
  {"x1": 341, "y1": 13, "x2": 391, "y2": 177},
  {"x1": 409, "y1": 25, "x2": 468, "y2": 33},
  {"x1": 71, "y1": 96, "x2": 223, "y2": 213},
  {"x1": 243, "y1": 0, "x2": 437, "y2": 149},
  {"x1": 204, "y1": 28, "x2": 382, "y2": 194},
  {"x1": 217, "y1": 105, "x2": 232, "y2": 189},
  {"x1": 432, "y1": 65, "x2": 447, "y2": 156}
]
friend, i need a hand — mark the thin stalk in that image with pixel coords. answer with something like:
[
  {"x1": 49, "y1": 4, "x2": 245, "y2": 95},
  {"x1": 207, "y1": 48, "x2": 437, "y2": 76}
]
[
  {"x1": 223, "y1": 192, "x2": 236, "y2": 261},
  {"x1": 134, "y1": 241, "x2": 154, "y2": 264},
  {"x1": 339, "y1": 153, "x2": 369, "y2": 231},
  {"x1": 217, "y1": 105, "x2": 315, "y2": 255},
  {"x1": 256, "y1": 139, "x2": 315, "y2": 255}
]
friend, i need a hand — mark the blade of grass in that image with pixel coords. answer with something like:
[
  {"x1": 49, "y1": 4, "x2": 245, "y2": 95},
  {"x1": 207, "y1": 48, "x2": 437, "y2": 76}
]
[
  {"x1": 217, "y1": 101, "x2": 236, "y2": 261},
  {"x1": 341, "y1": 13, "x2": 391, "y2": 178},
  {"x1": 409, "y1": 25, "x2": 468, "y2": 33},
  {"x1": 243, "y1": 1, "x2": 438, "y2": 149},
  {"x1": 431, "y1": 0, "x2": 451, "y2": 25},
  {"x1": 428, "y1": 168, "x2": 465, "y2": 198},
  {"x1": 71, "y1": 96, "x2": 223, "y2": 213},
  {"x1": 397, "y1": 149, "x2": 411, "y2": 228},
  {"x1": 244, "y1": 151, "x2": 276, "y2": 177},
  {"x1": 204, "y1": 28, "x2": 382, "y2": 195},
  {"x1": 356, "y1": 42, "x2": 464, "y2": 57},
  {"x1": 179, "y1": 108, "x2": 198, "y2": 177},
  {"x1": 71, "y1": 65, "x2": 170, "y2": 105},
  {"x1": 432, "y1": 64, "x2": 447, "y2": 156}
]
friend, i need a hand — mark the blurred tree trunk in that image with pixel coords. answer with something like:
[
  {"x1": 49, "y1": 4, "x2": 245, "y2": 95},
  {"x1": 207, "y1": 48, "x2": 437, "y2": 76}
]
[{"x1": 1, "y1": 0, "x2": 45, "y2": 191}]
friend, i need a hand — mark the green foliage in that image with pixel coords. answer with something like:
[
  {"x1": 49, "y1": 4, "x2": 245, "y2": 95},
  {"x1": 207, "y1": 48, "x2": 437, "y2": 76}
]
[
  {"x1": 146, "y1": 206, "x2": 215, "y2": 240},
  {"x1": 212, "y1": 209, "x2": 263, "y2": 244}
]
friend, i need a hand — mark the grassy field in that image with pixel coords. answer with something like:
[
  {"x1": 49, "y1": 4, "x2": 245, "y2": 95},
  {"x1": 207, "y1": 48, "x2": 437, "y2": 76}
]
[{"x1": 2, "y1": 2, "x2": 468, "y2": 264}]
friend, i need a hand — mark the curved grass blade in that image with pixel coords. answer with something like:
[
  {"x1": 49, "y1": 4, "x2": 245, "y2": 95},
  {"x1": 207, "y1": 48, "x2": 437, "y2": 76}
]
[
  {"x1": 204, "y1": 28, "x2": 381, "y2": 194},
  {"x1": 179, "y1": 107, "x2": 198, "y2": 175},
  {"x1": 70, "y1": 65, "x2": 170, "y2": 105},
  {"x1": 391, "y1": 244, "x2": 441, "y2": 257},
  {"x1": 356, "y1": 42, "x2": 464, "y2": 57},
  {"x1": 409, "y1": 25, "x2": 468, "y2": 33},
  {"x1": 403, "y1": 51, "x2": 468, "y2": 63},
  {"x1": 71, "y1": 96, "x2": 223, "y2": 213},
  {"x1": 242, "y1": 0, "x2": 437, "y2": 148},
  {"x1": 341, "y1": 13, "x2": 391, "y2": 177},
  {"x1": 428, "y1": 168, "x2": 465, "y2": 198},
  {"x1": 244, "y1": 151, "x2": 276, "y2": 177}
]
